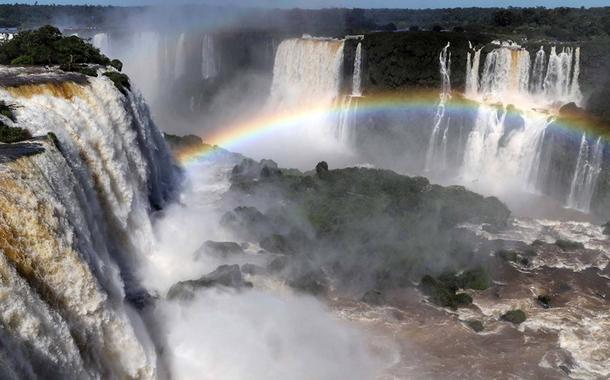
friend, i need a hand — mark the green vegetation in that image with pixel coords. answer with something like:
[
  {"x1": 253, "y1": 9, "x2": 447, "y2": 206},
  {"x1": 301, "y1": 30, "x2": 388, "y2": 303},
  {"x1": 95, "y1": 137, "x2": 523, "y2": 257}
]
[
  {"x1": 0, "y1": 25, "x2": 110, "y2": 66},
  {"x1": 500, "y1": 309, "x2": 527, "y2": 324},
  {"x1": 0, "y1": 101, "x2": 31, "y2": 144},
  {"x1": 0, "y1": 125, "x2": 31, "y2": 143},
  {"x1": 103, "y1": 71, "x2": 130, "y2": 95},
  {"x1": 420, "y1": 275, "x2": 473, "y2": 309},
  {"x1": 224, "y1": 159, "x2": 510, "y2": 291}
]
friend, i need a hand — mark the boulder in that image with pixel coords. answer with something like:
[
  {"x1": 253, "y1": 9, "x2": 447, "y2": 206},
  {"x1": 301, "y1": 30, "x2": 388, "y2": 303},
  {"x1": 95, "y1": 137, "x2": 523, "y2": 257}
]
[
  {"x1": 195, "y1": 240, "x2": 244, "y2": 259},
  {"x1": 361, "y1": 289, "x2": 386, "y2": 305},
  {"x1": 167, "y1": 264, "x2": 253, "y2": 300},
  {"x1": 500, "y1": 309, "x2": 527, "y2": 324}
]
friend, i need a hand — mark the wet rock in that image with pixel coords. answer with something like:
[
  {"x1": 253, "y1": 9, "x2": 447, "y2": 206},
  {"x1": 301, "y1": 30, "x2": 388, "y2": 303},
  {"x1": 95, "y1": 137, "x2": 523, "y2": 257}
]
[
  {"x1": 167, "y1": 264, "x2": 253, "y2": 300},
  {"x1": 603, "y1": 221, "x2": 610, "y2": 236},
  {"x1": 315, "y1": 161, "x2": 329, "y2": 177},
  {"x1": 241, "y1": 263, "x2": 266, "y2": 276},
  {"x1": 554, "y1": 239, "x2": 585, "y2": 251},
  {"x1": 220, "y1": 206, "x2": 274, "y2": 240},
  {"x1": 466, "y1": 320, "x2": 484, "y2": 333},
  {"x1": 537, "y1": 294, "x2": 552, "y2": 309},
  {"x1": 126, "y1": 288, "x2": 156, "y2": 310},
  {"x1": 288, "y1": 269, "x2": 328, "y2": 295},
  {"x1": 361, "y1": 289, "x2": 386, "y2": 305},
  {"x1": 500, "y1": 309, "x2": 527, "y2": 324},
  {"x1": 260, "y1": 234, "x2": 293, "y2": 254},
  {"x1": 267, "y1": 256, "x2": 288, "y2": 273},
  {"x1": 195, "y1": 240, "x2": 244, "y2": 259}
]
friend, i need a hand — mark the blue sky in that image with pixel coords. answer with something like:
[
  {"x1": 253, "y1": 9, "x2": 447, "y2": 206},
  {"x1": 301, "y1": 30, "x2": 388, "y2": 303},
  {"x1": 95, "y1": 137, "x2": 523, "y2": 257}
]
[{"x1": 13, "y1": 0, "x2": 610, "y2": 8}]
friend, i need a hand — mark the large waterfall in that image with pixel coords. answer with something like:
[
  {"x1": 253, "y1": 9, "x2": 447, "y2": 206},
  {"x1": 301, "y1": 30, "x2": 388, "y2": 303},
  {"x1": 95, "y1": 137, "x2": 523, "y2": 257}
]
[
  {"x1": 352, "y1": 42, "x2": 363, "y2": 97},
  {"x1": 269, "y1": 37, "x2": 345, "y2": 108},
  {"x1": 456, "y1": 42, "x2": 594, "y2": 209},
  {"x1": 567, "y1": 135, "x2": 604, "y2": 212},
  {"x1": 0, "y1": 68, "x2": 176, "y2": 378}
]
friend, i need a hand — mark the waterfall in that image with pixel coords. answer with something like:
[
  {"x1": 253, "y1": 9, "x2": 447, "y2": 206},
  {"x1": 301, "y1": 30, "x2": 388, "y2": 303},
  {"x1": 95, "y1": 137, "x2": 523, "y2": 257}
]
[
  {"x1": 175, "y1": 32, "x2": 187, "y2": 79},
  {"x1": 460, "y1": 106, "x2": 550, "y2": 194},
  {"x1": 201, "y1": 34, "x2": 217, "y2": 80},
  {"x1": 465, "y1": 46, "x2": 481, "y2": 97},
  {"x1": 269, "y1": 37, "x2": 345, "y2": 108},
  {"x1": 467, "y1": 43, "x2": 582, "y2": 108},
  {"x1": 352, "y1": 42, "x2": 363, "y2": 97},
  {"x1": 92, "y1": 32, "x2": 110, "y2": 53},
  {"x1": 567, "y1": 135, "x2": 604, "y2": 212},
  {"x1": 0, "y1": 69, "x2": 176, "y2": 378},
  {"x1": 531, "y1": 46, "x2": 546, "y2": 95},
  {"x1": 425, "y1": 43, "x2": 451, "y2": 172},
  {"x1": 458, "y1": 41, "x2": 595, "y2": 205},
  {"x1": 478, "y1": 46, "x2": 531, "y2": 103}
]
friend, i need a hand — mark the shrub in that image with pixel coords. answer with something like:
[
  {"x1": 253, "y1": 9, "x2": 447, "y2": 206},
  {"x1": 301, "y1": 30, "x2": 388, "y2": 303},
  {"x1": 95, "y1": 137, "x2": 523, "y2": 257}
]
[
  {"x1": 10, "y1": 55, "x2": 33, "y2": 65},
  {"x1": 0, "y1": 25, "x2": 110, "y2": 66},
  {"x1": 500, "y1": 309, "x2": 527, "y2": 324},
  {"x1": 110, "y1": 59, "x2": 123, "y2": 72},
  {"x1": 103, "y1": 71, "x2": 130, "y2": 95},
  {"x1": 0, "y1": 125, "x2": 31, "y2": 143}
]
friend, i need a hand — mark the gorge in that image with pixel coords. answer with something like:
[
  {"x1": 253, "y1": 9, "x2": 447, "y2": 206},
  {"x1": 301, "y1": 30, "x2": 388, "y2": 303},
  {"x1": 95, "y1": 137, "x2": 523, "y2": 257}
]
[{"x1": 0, "y1": 5, "x2": 610, "y2": 380}]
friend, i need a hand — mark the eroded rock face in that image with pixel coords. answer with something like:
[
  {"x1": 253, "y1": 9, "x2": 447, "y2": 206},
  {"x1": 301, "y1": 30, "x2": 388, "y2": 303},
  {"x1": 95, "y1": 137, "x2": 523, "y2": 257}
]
[{"x1": 167, "y1": 265, "x2": 253, "y2": 300}]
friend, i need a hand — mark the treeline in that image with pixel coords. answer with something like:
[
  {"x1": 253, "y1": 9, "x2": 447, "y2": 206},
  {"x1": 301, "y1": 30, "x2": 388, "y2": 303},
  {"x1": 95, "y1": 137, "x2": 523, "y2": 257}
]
[
  {"x1": 365, "y1": 7, "x2": 610, "y2": 41},
  {"x1": 0, "y1": 4, "x2": 609, "y2": 41},
  {"x1": 0, "y1": 4, "x2": 139, "y2": 29}
]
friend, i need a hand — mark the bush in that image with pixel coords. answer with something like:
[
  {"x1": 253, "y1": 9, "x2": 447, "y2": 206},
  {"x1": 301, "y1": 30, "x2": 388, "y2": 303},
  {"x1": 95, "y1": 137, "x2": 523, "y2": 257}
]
[
  {"x1": 0, "y1": 25, "x2": 110, "y2": 66},
  {"x1": 10, "y1": 55, "x2": 33, "y2": 65},
  {"x1": 103, "y1": 71, "x2": 130, "y2": 95},
  {"x1": 0, "y1": 125, "x2": 31, "y2": 143},
  {"x1": 500, "y1": 309, "x2": 527, "y2": 324},
  {"x1": 110, "y1": 59, "x2": 123, "y2": 72}
]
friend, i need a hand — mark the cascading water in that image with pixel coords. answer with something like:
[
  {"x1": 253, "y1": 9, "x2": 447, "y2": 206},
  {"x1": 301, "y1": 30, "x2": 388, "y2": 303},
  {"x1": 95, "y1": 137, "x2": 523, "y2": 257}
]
[
  {"x1": 175, "y1": 32, "x2": 187, "y2": 80},
  {"x1": 424, "y1": 42, "x2": 451, "y2": 173},
  {"x1": 456, "y1": 42, "x2": 592, "y2": 206},
  {"x1": 567, "y1": 135, "x2": 604, "y2": 212},
  {"x1": 531, "y1": 46, "x2": 546, "y2": 95},
  {"x1": 352, "y1": 42, "x2": 363, "y2": 97},
  {"x1": 0, "y1": 68, "x2": 176, "y2": 378},
  {"x1": 235, "y1": 36, "x2": 352, "y2": 168},
  {"x1": 465, "y1": 44, "x2": 481, "y2": 97},
  {"x1": 201, "y1": 34, "x2": 217, "y2": 80},
  {"x1": 269, "y1": 37, "x2": 345, "y2": 108}
]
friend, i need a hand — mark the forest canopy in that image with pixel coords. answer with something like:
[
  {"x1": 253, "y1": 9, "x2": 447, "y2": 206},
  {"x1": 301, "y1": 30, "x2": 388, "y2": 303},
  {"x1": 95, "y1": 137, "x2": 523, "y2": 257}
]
[{"x1": 0, "y1": 25, "x2": 110, "y2": 66}]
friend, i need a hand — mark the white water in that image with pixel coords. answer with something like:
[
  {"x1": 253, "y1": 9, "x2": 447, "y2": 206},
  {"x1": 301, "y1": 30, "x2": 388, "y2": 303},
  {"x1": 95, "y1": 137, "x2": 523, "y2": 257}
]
[
  {"x1": 175, "y1": 32, "x2": 187, "y2": 80},
  {"x1": 567, "y1": 135, "x2": 604, "y2": 212},
  {"x1": 352, "y1": 42, "x2": 363, "y2": 97},
  {"x1": 201, "y1": 34, "x2": 217, "y2": 80},
  {"x1": 232, "y1": 37, "x2": 353, "y2": 169},
  {"x1": 425, "y1": 42, "x2": 452, "y2": 173},
  {"x1": 269, "y1": 38, "x2": 345, "y2": 108},
  {"x1": 455, "y1": 43, "x2": 595, "y2": 207},
  {"x1": 467, "y1": 44, "x2": 582, "y2": 108},
  {"x1": 0, "y1": 68, "x2": 175, "y2": 378}
]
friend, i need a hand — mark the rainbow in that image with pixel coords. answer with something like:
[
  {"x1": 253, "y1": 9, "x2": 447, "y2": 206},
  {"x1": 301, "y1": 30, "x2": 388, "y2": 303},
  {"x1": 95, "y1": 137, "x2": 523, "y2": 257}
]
[{"x1": 176, "y1": 91, "x2": 610, "y2": 167}]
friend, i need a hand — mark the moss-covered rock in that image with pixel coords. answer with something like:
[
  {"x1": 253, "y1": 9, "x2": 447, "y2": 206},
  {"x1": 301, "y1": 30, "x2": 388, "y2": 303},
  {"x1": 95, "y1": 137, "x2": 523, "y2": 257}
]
[
  {"x1": 500, "y1": 309, "x2": 527, "y2": 324},
  {"x1": 554, "y1": 239, "x2": 585, "y2": 251},
  {"x1": 420, "y1": 275, "x2": 473, "y2": 309},
  {"x1": 466, "y1": 320, "x2": 484, "y2": 332}
]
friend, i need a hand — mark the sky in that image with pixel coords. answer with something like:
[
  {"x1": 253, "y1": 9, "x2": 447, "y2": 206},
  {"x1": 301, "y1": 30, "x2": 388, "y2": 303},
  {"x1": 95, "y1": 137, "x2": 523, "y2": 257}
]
[{"x1": 13, "y1": 0, "x2": 610, "y2": 8}]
